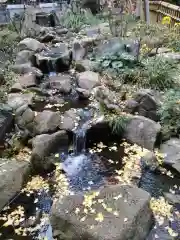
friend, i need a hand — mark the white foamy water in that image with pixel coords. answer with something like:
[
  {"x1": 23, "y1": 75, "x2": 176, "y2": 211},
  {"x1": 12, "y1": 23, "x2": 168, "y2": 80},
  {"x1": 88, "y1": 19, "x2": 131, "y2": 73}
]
[{"x1": 62, "y1": 154, "x2": 87, "y2": 176}]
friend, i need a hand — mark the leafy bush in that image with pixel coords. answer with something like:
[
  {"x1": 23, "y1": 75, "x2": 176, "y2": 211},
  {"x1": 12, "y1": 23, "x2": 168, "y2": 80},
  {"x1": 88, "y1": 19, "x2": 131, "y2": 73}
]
[
  {"x1": 140, "y1": 57, "x2": 179, "y2": 90},
  {"x1": 158, "y1": 89, "x2": 180, "y2": 138}
]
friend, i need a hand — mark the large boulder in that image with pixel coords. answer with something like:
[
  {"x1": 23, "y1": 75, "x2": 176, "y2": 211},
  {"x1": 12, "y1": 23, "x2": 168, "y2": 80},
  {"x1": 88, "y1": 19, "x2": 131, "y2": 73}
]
[
  {"x1": 51, "y1": 185, "x2": 153, "y2": 240},
  {"x1": 0, "y1": 159, "x2": 29, "y2": 209},
  {"x1": 160, "y1": 138, "x2": 180, "y2": 174},
  {"x1": 33, "y1": 110, "x2": 62, "y2": 135},
  {"x1": 123, "y1": 116, "x2": 161, "y2": 150},
  {"x1": 18, "y1": 38, "x2": 45, "y2": 52},
  {"x1": 77, "y1": 71, "x2": 100, "y2": 90},
  {"x1": 7, "y1": 93, "x2": 34, "y2": 110},
  {"x1": 31, "y1": 130, "x2": 68, "y2": 170}
]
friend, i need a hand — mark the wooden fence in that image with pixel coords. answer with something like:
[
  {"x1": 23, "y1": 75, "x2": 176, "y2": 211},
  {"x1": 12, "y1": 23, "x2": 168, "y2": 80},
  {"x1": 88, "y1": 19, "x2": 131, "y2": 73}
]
[{"x1": 149, "y1": 1, "x2": 180, "y2": 25}]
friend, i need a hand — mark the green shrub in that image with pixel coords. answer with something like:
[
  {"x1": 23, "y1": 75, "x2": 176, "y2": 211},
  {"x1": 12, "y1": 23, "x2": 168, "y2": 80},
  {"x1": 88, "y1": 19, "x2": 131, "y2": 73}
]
[
  {"x1": 140, "y1": 57, "x2": 179, "y2": 90},
  {"x1": 158, "y1": 89, "x2": 180, "y2": 138},
  {"x1": 60, "y1": 9, "x2": 102, "y2": 31},
  {"x1": 103, "y1": 56, "x2": 179, "y2": 91},
  {"x1": 0, "y1": 28, "x2": 20, "y2": 57}
]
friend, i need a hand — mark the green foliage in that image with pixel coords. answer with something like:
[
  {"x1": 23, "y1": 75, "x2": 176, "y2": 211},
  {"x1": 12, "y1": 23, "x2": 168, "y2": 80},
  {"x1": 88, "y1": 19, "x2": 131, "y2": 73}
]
[
  {"x1": 60, "y1": 9, "x2": 103, "y2": 31},
  {"x1": 104, "y1": 55, "x2": 179, "y2": 91},
  {"x1": 140, "y1": 57, "x2": 179, "y2": 90},
  {"x1": 93, "y1": 50, "x2": 138, "y2": 75},
  {"x1": 158, "y1": 89, "x2": 180, "y2": 138},
  {"x1": 0, "y1": 66, "x2": 18, "y2": 102},
  {"x1": 0, "y1": 28, "x2": 20, "y2": 57},
  {"x1": 108, "y1": 114, "x2": 131, "y2": 135}
]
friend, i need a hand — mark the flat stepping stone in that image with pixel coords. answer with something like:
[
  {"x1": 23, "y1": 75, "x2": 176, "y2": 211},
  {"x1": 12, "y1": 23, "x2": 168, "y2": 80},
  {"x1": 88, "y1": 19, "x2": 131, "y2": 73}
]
[{"x1": 51, "y1": 185, "x2": 153, "y2": 240}]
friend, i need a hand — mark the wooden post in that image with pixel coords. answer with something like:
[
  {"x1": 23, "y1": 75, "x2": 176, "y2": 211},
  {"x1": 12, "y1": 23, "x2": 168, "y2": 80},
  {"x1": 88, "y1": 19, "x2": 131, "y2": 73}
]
[{"x1": 144, "y1": 0, "x2": 150, "y2": 23}]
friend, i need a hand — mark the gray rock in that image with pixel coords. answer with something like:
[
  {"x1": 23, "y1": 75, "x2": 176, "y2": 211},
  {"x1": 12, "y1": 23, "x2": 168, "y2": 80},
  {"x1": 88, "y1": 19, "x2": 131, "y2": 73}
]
[
  {"x1": 18, "y1": 73, "x2": 37, "y2": 88},
  {"x1": 7, "y1": 93, "x2": 34, "y2": 110},
  {"x1": 39, "y1": 33, "x2": 55, "y2": 43},
  {"x1": 18, "y1": 38, "x2": 45, "y2": 52},
  {"x1": 124, "y1": 116, "x2": 161, "y2": 150},
  {"x1": 11, "y1": 62, "x2": 33, "y2": 74},
  {"x1": 49, "y1": 74, "x2": 72, "y2": 94},
  {"x1": 15, "y1": 50, "x2": 34, "y2": 64},
  {"x1": 35, "y1": 44, "x2": 71, "y2": 73},
  {"x1": 0, "y1": 159, "x2": 29, "y2": 209},
  {"x1": 77, "y1": 71, "x2": 100, "y2": 90},
  {"x1": 60, "y1": 109, "x2": 79, "y2": 131},
  {"x1": 160, "y1": 138, "x2": 180, "y2": 174},
  {"x1": 31, "y1": 130, "x2": 68, "y2": 170},
  {"x1": 75, "y1": 59, "x2": 95, "y2": 72},
  {"x1": 72, "y1": 40, "x2": 86, "y2": 61},
  {"x1": 33, "y1": 110, "x2": 61, "y2": 135},
  {"x1": 0, "y1": 109, "x2": 13, "y2": 142},
  {"x1": 141, "y1": 151, "x2": 159, "y2": 171},
  {"x1": 158, "y1": 52, "x2": 180, "y2": 61},
  {"x1": 12, "y1": 63, "x2": 43, "y2": 77},
  {"x1": 0, "y1": 71, "x2": 5, "y2": 85},
  {"x1": 130, "y1": 89, "x2": 161, "y2": 121},
  {"x1": 150, "y1": 47, "x2": 172, "y2": 56},
  {"x1": 163, "y1": 192, "x2": 180, "y2": 205},
  {"x1": 94, "y1": 86, "x2": 119, "y2": 110},
  {"x1": 125, "y1": 99, "x2": 139, "y2": 114},
  {"x1": 10, "y1": 82, "x2": 23, "y2": 92},
  {"x1": 15, "y1": 105, "x2": 35, "y2": 130},
  {"x1": 51, "y1": 185, "x2": 153, "y2": 240},
  {"x1": 55, "y1": 27, "x2": 68, "y2": 35},
  {"x1": 76, "y1": 88, "x2": 90, "y2": 100}
]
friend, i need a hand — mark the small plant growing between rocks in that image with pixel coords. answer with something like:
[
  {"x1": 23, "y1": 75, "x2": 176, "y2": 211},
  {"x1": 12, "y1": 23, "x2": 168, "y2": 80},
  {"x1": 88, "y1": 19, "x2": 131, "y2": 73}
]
[{"x1": 108, "y1": 114, "x2": 131, "y2": 135}]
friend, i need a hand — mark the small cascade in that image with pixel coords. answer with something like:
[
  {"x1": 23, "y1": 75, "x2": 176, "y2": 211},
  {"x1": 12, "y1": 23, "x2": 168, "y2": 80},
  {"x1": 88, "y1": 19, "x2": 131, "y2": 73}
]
[{"x1": 73, "y1": 127, "x2": 86, "y2": 154}]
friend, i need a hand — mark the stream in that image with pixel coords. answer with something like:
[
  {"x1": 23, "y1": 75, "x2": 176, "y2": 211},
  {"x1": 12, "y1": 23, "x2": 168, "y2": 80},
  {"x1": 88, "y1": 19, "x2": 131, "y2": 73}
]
[{"x1": 0, "y1": 69, "x2": 180, "y2": 239}]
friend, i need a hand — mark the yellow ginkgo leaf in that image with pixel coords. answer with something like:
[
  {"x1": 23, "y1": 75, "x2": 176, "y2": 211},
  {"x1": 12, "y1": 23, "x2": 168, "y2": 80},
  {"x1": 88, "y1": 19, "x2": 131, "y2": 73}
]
[
  {"x1": 3, "y1": 219, "x2": 13, "y2": 227},
  {"x1": 95, "y1": 212, "x2": 104, "y2": 222}
]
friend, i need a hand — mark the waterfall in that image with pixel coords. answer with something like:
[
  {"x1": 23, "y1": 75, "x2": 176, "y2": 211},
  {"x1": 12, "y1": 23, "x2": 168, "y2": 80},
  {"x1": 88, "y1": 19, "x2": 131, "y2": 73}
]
[{"x1": 73, "y1": 128, "x2": 86, "y2": 155}]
